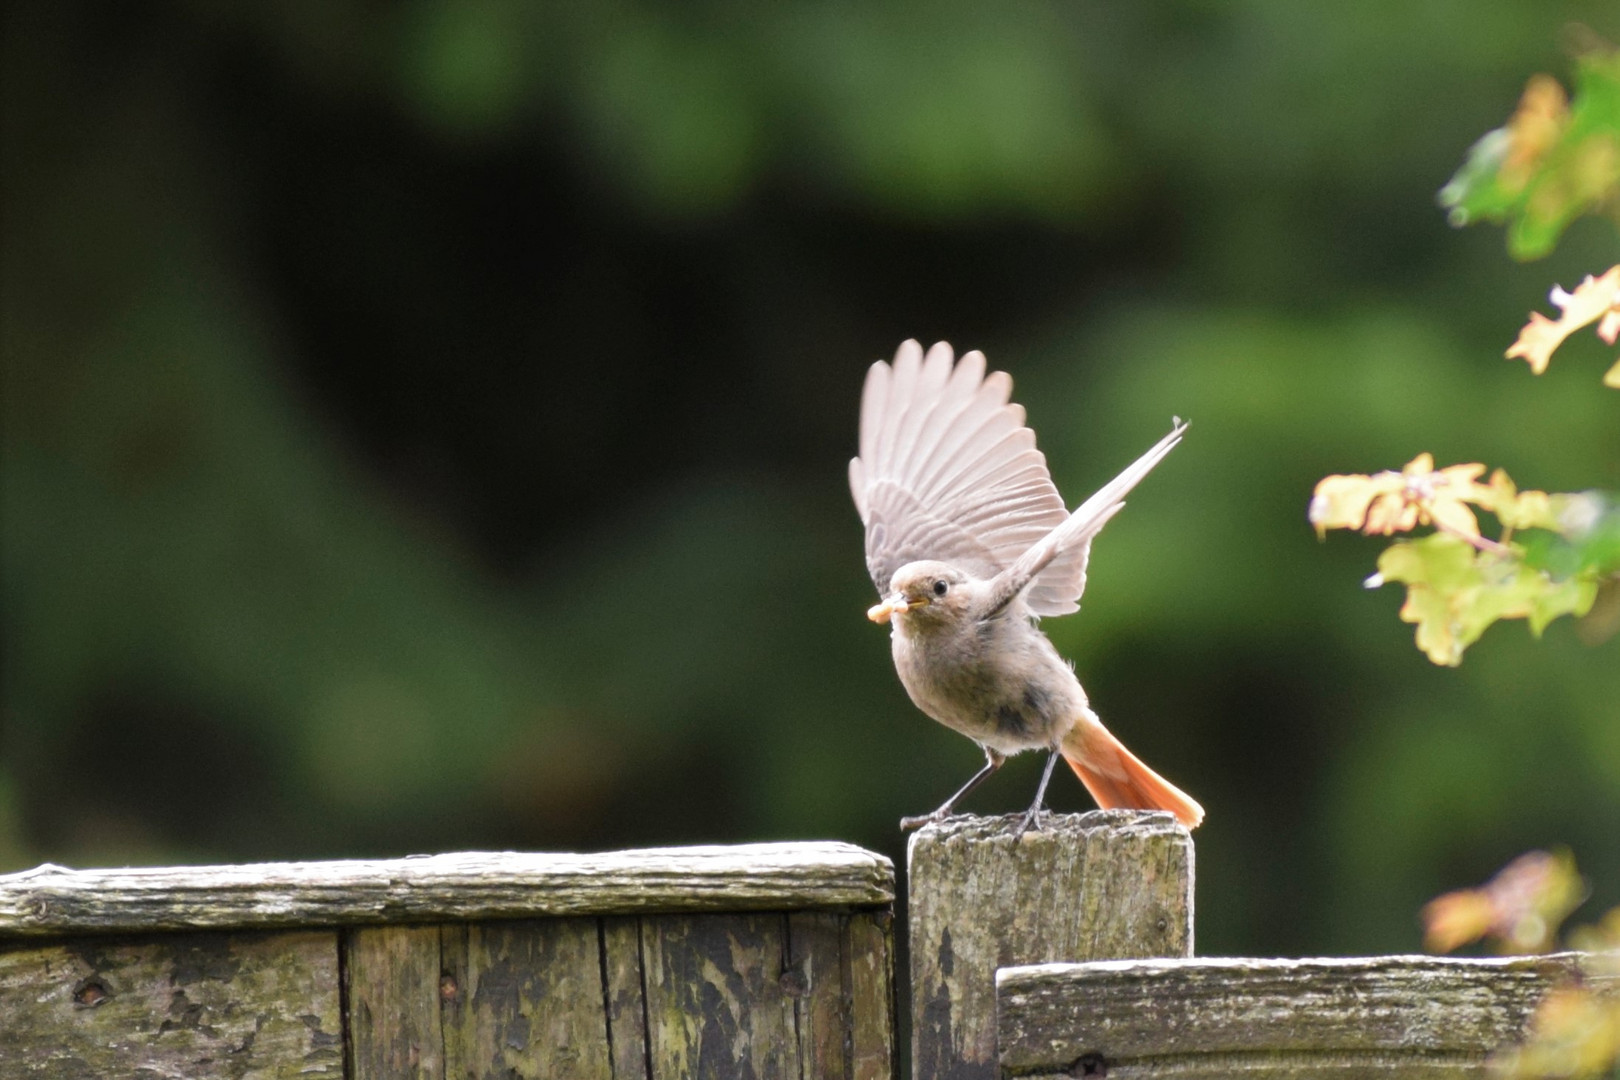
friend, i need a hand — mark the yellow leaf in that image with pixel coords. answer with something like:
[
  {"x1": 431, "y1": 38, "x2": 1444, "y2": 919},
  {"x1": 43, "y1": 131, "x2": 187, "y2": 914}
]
[
  {"x1": 1505, "y1": 265, "x2": 1620, "y2": 378},
  {"x1": 1499, "y1": 75, "x2": 1568, "y2": 194},
  {"x1": 1308, "y1": 471, "x2": 1403, "y2": 536},
  {"x1": 1477, "y1": 468, "x2": 1517, "y2": 516},
  {"x1": 1482, "y1": 468, "x2": 1562, "y2": 532},
  {"x1": 1422, "y1": 889, "x2": 1497, "y2": 952},
  {"x1": 1422, "y1": 850, "x2": 1585, "y2": 955},
  {"x1": 1312, "y1": 456, "x2": 1489, "y2": 542},
  {"x1": 1599, "y1": 309, "x2": 1620, "y2": 344},
  {"x1": 1427, "y1": 462, "x2": 1488, "y2": 539},
  {"x1": 1364, "y1": 491, "x2": 1422, "y2": 535},
  {"x1": 1497, "y1": 987, "x2": 1620, "y2": 1079},
  {"x1": 1507, "y1": 313, "x2": 1565, "y2": 375},
  {"x1": 1427, "y1": 495, "x2": 1482, "y2": 539}
]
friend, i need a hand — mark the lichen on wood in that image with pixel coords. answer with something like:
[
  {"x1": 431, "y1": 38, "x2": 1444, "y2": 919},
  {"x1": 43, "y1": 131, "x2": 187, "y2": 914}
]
[{"x1": 0, "y1": 929, "x2": 343, "y2": 1078}]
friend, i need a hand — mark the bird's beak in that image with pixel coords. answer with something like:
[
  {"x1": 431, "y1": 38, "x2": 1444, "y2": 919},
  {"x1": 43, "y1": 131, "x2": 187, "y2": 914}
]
[{"x1": 868, "y1": 594, "x2": 924, "y2": 623}]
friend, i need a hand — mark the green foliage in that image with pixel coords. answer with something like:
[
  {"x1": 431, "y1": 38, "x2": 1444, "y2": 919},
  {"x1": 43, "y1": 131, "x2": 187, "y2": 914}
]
[
  {"x1": 1439, "y1": 47, "x2": 1620, "y2": 260},
  {"x1": 1317, "y1": 46, "x2": 1620, "y2": 667},
  {"x1": 1312, "y1": 453, "x2": 1617, "y2": 665},
  {"x1": 1376, "y1": 533, "x2": 1599, "y2": 667}
]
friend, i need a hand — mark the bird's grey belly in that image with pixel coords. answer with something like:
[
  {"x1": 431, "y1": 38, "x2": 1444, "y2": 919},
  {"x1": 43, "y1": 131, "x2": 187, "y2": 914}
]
[{"x1": 893, "y1": 621, "x2": 1082, "y2": 755}]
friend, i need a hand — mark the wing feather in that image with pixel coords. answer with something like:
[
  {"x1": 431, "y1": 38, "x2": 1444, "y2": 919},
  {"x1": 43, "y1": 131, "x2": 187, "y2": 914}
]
[
  {"x1": 909, "y1": 391, "x2": 1021, "y2": 505},
  {"x1": 850, "y1": 340, "x2": 1099, "y2": 615},
  {"x1": 984, "y1": 419, "x2": 1188, "y2": 616}
]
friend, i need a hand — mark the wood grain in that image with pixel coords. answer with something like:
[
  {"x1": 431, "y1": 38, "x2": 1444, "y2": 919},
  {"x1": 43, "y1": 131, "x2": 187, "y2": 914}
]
[
  {"x1": 0, "y1": 843, "x2": 894, "y2": 936},
  {"x1": 788, "y1": 911, "x2": 848, "y2": 1079},
  {"x1": 848, "y1": 911, "x2": 897, "y2": 1080},
  {"x1": 0, "y1": 929, "x2": 343, "y2": 1078},
  {"x1": 996, "y1": 953, "x2": 1619, "y2": 1079},
  {"x1": 602, "y1": 916, "x2": 652, "y2": 1080},
  {"x1": 907, "y1": 811, "x2": 1193, "y2": 1080},
  {"x1": 345, "y1": 925, "x2": 443, "y2": 1080}
]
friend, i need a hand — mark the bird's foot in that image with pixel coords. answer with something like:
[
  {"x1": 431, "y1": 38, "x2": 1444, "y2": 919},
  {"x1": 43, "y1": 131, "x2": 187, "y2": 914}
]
[{"x1": 1011, "y1": 806, "x2": 1046, "y2": 841}]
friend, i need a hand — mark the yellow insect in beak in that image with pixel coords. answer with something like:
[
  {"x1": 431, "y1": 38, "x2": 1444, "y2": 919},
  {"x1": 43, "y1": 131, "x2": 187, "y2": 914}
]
[{"x1": 868, "y1": 594, "x2": 926, "y2": 623}]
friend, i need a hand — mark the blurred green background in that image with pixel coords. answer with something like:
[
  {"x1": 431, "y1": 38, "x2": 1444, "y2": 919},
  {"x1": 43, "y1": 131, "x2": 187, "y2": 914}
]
[{"x1": 3, "y1": 1, "x2": 1617, "y2": 960}]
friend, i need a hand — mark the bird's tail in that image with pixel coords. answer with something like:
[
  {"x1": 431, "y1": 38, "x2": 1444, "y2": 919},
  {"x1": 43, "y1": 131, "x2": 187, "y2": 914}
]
[{"x1": 1060, "y1": 715, "x2": 1204, "y2": 829}]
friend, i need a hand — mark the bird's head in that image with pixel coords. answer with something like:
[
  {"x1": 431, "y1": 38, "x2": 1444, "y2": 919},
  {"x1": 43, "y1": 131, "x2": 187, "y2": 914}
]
[{"x1": 868, "y1": 561, "x2": 972, "y2": 627}]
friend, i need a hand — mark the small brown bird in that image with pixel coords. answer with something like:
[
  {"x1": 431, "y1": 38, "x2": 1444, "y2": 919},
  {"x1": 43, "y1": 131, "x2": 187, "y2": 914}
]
[{"x1": 850, "y1": 340, "x2": 1203, "y2": 832}]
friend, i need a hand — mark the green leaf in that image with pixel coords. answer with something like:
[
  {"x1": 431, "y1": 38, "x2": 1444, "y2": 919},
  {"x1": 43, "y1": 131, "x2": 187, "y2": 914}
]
[
  {"x1": 1375, "y1": 533, "x2": 1601, "y2": 665},
  {"x1": 1439, "y1": 50, "x2": 1620, "y2": 260}
]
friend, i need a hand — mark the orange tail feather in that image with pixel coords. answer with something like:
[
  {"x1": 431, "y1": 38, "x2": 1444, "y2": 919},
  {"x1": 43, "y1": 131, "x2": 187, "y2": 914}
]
[{"x1": 1061, "y1": 717, "x2": 1204, "y2": 829}]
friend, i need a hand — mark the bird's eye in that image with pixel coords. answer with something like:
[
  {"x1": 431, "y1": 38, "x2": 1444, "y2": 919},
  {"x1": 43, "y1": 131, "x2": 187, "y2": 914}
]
[{"x1": 933, "y1": 579, "x2": 948, "y2": 596}]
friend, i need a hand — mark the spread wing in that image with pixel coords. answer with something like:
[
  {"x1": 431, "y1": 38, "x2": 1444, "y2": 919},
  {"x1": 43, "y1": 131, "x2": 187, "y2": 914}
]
[{"x1": 847, "y1": 340, "x2": 1091, "y2": 616}]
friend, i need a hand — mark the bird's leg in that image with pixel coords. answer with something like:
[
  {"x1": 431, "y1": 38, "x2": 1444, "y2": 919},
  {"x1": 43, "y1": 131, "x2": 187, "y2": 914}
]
[
  {"x1": 900, "y1": 748, "x2": 1006, "y2": 831},
  {"x1": 1012, "y1": 749, "x2": 1062, "y2": 839}
]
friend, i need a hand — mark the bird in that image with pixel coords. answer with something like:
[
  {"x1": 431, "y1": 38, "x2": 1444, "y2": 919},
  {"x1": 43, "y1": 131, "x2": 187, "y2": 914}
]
[{"x1": 849, "y1": 339, "x2": 1204, "y2": 833}]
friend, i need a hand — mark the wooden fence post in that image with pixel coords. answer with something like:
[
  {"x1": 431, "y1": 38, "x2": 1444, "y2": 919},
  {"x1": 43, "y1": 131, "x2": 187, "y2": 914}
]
[{"x1": 907, "y1": 810, "x2": 1193, "y2": 1080}]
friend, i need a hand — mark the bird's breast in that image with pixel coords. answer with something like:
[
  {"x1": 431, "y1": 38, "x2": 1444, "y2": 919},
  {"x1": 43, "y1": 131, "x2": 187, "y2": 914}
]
[{"x1": 891, "y1": 614, "x2": 1084, "y2": 753}]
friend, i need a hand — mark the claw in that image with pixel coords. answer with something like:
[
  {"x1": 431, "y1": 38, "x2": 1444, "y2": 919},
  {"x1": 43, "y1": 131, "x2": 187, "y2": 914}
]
[
  {"x1": 1011, "y1": 807, "x2": 1046, "y2": 841},
  {"x1": 899, "y1": 811, "x2": 948, "y2": 832}
]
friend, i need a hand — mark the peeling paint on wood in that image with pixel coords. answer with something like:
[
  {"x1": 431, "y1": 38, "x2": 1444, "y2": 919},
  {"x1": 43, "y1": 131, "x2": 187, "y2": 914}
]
[
  {"x1": 0, "y1": 929, "x2": 342, "y2": 1078},
  {"x1": 907, "y1": 811, "x2": 1193, "y2": 1080},
  {"x1": 453, "y1": 917, "x2": 615, "y2": 1078},
  {"x1": 995, "y1": 953, "x2": 1620, "y2": 1079},
  {"x1": 641, "y1": 913, "x2": 798, "y2": 1078}
]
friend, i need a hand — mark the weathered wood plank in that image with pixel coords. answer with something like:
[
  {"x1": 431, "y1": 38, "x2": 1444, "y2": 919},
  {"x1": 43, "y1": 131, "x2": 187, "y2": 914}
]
[
  {"x1": 848, "y1": 911, "x2": 897, "y2": 1080},
  {"x1": 439, "y1": 922, "x2": 472, "y2": 1076},
  {"x1": 602, "y1": 917, "x2": 652, "y2": 1080},
  {"x1": 789, "y1": 911, "x2": 848, "y2": 1078},
  {"x1": 996, "y1": 953, "x2": 1619, "y2": 1079},
  {"x1": 641, "y1": 913, "x2": 797, "y2": 1079},
  {"x1": 444, "y1": 917, "x2": 613, "y2": 1079},
  {"x1": 908, "y1": 811, "x2": 1193, "y2": 1080},
  {"x1": 346, "y1": 925, "x2": 444, "y2": 1080},
  {"x1": 0, "y1": 929, "x2": 343, "y2": 1078},
  {"x1": 0, "y1": 843, "x2": 894, "y2": 936}
]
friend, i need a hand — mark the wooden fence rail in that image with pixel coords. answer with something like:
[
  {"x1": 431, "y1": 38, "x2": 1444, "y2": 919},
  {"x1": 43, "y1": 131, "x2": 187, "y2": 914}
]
[
  {"x1": 0, "y1": 843, "x2": 896, "y2": 1079},
  {"x1": 996, "y1": 953, "x2": 1618, "y2": 1079}
]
